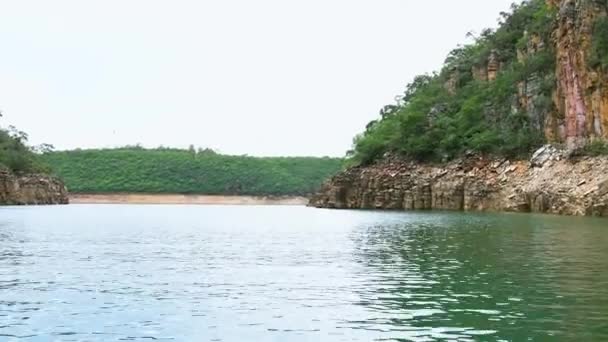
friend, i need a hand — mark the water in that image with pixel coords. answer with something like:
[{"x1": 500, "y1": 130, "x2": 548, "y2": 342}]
[{"x1": 1, "y1": 205, "x2": 607, "y2": 341}]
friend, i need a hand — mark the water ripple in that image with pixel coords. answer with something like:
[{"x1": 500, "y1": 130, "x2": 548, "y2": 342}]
[{"x1": 0, "y1": 205, "x2": 607, "y2": 341}]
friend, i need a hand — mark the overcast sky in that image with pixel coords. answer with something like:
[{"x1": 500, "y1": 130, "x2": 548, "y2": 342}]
[{"x1": 0, "y1": 0, "x2": 517, "y2": 157}]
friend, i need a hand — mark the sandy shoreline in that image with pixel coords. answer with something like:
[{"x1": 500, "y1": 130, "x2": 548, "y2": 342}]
[{"x1": 69, "y1": 193, "x2": 309, "y2": 205}]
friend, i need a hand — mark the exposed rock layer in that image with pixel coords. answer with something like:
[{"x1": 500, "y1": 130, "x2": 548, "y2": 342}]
[
  {"x1": 312, "y1": 1, "x2": 608, "y2": 217},
  {"x1": 310, "y1": 152, "x2": 608, "y2": 217},
  {"x1": 550, "y1": 0, "x2": 608, "y2": 147},
  {"x1": 0, "y1": 171, "x2": 69, "y2": 205},
  {"x1": 465, "y1": 0, "x2": 608, "y2": 147}
]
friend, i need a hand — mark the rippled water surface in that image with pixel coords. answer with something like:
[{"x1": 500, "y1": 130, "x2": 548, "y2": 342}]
[{"x1": 1, "y1": 205, "x2": 608, "y2": 341}]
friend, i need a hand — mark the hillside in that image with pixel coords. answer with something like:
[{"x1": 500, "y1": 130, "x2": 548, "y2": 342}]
[
  {"x1": 312, "y1": 0, "x2": 608, "y2": 217},
  {"x1": 349, "y1": 0, "x2": 608, "y2": 165},
  {"x1": 42, "y1": 148, "x2": 343, "y2": 196},
  {"x1": 0, "y1": 121, "x2": 68, "y2": 205},
  {"x1": 0, "y1": 124, "x2": 50, "y2": 174}
]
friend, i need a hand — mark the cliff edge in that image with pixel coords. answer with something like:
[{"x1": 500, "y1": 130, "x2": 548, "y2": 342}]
[
  {"x1": 0, "y1": 170, "x2": 69, "y2": 205},
  {"x1": 310, "y1": 149, "x2": 608, "y2": 217},
  {"x1": 311, "y1": 0, "x2": 608, "y2": 217}
]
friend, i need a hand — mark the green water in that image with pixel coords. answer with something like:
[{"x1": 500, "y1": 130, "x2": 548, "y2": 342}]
[
  {"x1": 0, "y1": 205, "x2": 607, "y2": 341},
  {"x1": 353, "y1": 211, "x2": 608, "y2": 341}
]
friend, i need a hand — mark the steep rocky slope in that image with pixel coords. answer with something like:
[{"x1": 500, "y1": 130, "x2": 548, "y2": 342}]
[
  {"x1": 0, "y1": 171, "x2": 69, "y2": 205},
  {"x1": 312, "y1": 0, "x2": 608, "y2": 216},
  {"x1": 310, "y1": 149, "x2": 608, "y2": 217},
  {"x1": 548, "y1": 0, "x2": 608, "y2": 146},
  {"x1": 462, "y1": 0, "x2": 608, "y2": 147}
]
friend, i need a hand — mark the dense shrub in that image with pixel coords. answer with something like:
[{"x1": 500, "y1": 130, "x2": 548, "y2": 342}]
[
  {"x1": 348, "y1": 0, "x2": 556, "y2": 165},
  {"x1": 589, "y1": 16, "x2": 608, "y2": 68},
  {"x1": 0, "y1": 126, "x2": 50, "y2": 174},
  {"x1": 42, "y1": 148, "x2": 344, "y2": 196},
  {"x1": 581, "y1": 140, "x2": 608, "y2": 156}
]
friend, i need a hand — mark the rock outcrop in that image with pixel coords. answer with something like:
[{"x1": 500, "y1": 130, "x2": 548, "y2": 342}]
[
  {"x1": 549, "y1": 0, "x2": 608, "y2": 148},
  {"x1": 520, "y1": 0, "x2": 608, "y2": 149},
  {"x1": 517, "y1": 32, "x2": 549, "y2": 133},
  {"x1": 311, "y1": 1, "x2": 608, "y2": 217},
  {"x1": 457, "y1": 0, "x2": 608, "y2": 149},
  {"x1": 0, "y1": 171, "x2": 69, "y2": 205},
  {"x1": 487, "y1": 50, "x2": 501, "y2": 82},
  {"x1": 309, "y1": 151, "x2": 608, "y2": 217}
]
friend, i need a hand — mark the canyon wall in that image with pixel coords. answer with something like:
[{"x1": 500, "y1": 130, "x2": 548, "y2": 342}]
[
  {"x1": 550, "y1": 0, "x2": 608, "y2": 147},
  {"x1": 311, "y1": 1, "x2": 608, "y2": 217},
  {"x1": 310, "y1": 151, "x2": 608, "y2": 217},
  {"x1": 467, "y1": 0, "x2": 608, "y2": 147},
  {"x1": 0, "y1": 171, "x2": 69, "y2": 205}
]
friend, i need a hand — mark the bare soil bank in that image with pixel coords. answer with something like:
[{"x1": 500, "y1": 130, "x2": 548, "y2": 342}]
[{"x1": 70, "y1": 193, "x2": 309, "y2": 205}]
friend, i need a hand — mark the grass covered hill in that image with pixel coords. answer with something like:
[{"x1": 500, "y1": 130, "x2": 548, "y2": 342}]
[{"x1": 42, "y1": 147, "x2": 344, "y2": 196}]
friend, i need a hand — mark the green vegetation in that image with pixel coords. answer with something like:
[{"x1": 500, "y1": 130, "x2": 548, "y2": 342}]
[
  {"x1": 581, "y1": 139, "x2": 608, "y2": 156},
  {"x1": 42, "y1": 147, "x2": 343, "y2": 196},
  {"x1": 589, "y1": 16, "x2": 608, "y2": 69},
  {"x1": 0, "y1": 116, "x2": 51, "y2": 174},
  {"x1": 349, "y1": 0, "x2": 556, "y2": 165}
]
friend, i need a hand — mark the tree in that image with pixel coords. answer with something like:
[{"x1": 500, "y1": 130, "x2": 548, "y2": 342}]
[{"x1": 33, "y1": 143, "x2": 55, "y2": 154}]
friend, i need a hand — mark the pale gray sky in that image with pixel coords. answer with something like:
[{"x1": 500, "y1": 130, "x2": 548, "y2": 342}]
[{"x1": 0, "y1": 0, "x2": 517, "y2": 156}]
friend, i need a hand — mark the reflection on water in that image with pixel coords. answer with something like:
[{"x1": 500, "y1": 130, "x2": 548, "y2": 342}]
[
  {"x1": 350, "y1": 213, "x2": 608, "y2": 341},
  {"x1": 0, "y1": 205, "x2": 607, "y2": 341}
]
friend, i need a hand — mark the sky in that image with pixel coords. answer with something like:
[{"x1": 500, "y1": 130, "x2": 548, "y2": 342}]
[{"x1": 0, "y1": 0, "x2": 518, "y2": 157}]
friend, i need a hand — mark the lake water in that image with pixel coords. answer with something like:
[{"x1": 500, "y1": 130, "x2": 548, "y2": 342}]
[{"x1": 1, "y1": 205, "x2": 607, "y2": 341}]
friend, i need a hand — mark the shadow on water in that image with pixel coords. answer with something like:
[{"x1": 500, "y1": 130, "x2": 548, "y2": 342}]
[{"x1": 349, "y1": 211, "x2": 608, "y2": 341}]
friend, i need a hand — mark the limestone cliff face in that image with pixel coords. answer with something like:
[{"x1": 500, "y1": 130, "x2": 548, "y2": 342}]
[
  {"x1": 487, "y1": 50, "x2": 501, "y2": 82},
  {"x1": 465, "y1": 0, "x2": 608, "y2": 148},
  {"x1": 0, "y1": 171, "x2": 69, "y2": 205},
  {"x1": 310, "y1": 152, "x2": 608, "y2": 217},
  {"x1": 312, "y1": 1, "x2": 608, "y2": 217},
  {"x1": 517, "y1": 33, "x2": 549, "y2": 133},
  {"x1": 549, "y1": 0, "x2": 608, "y2": 148},
  {"x1": 471, "y1": 50, "x2": 502, "y2": 84}
]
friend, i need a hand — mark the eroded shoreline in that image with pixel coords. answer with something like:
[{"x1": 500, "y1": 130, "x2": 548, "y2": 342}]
[
  {"x1": 70, "y1": 193, "x2": 309, "y2": 205},
  {"x1": 309, "y1": 152, "x2": 608, "y2": 217}
]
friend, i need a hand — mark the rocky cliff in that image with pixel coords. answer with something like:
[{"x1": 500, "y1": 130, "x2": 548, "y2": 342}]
[
  {"x1": 0, "y1": 171, "x2": 69, "y2": 205},
  {"x1": 549, "y1": 0, "x2": 608, "y2": 147},
  {"x1": 310, "y1": 149, "x2": 608, "y2": 217},
  {"x1": 453, "y1": 0, "x2": 608, "y2": 149},
  {"x1": 311, "y1": 0, "x2": 608, "y2": 217}
]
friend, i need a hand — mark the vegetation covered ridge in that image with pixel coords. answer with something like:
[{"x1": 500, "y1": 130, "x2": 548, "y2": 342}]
[
  {"x1": 0, "y1": 116, "x2": 52, "y2": 174},
  {"x1": 349, "y1": 0, "x2": 608, "y2": 165},
  {"x1": 42, "y1": 147, "x2": 344, "y2": 196},
  {"x1": 0, "y1": 116, "x2": 68, "y2": 205}
]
